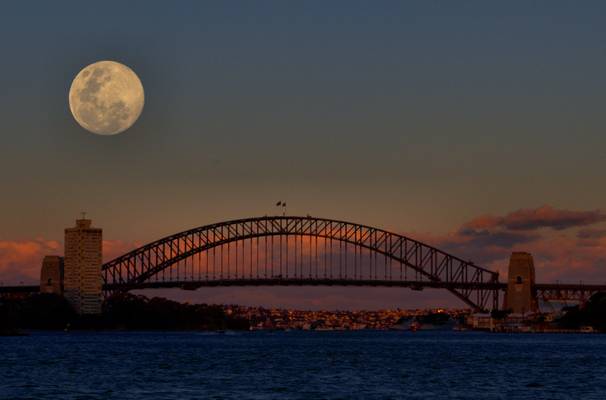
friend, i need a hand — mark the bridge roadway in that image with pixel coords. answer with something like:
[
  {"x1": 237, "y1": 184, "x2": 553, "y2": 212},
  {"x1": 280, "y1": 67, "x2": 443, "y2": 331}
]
[{"x1": 3, "y1": 280, "x2": 606, "y2": 302}]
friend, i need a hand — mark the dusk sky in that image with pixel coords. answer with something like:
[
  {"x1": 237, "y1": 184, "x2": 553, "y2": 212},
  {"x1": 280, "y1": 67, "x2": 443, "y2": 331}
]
[{"x1": 1, "y1": 1, "x2": 606, "y2": 308}]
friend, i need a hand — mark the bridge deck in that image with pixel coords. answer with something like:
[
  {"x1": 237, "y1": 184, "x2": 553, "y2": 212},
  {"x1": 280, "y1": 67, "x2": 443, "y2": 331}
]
[
  {"x1": 3, "y1": 281, "x2": 606, "y2": 295},
  {"x1": 106, "y1": 278, "x2": 507, "y2": 291},
  {"x1": 534, "y1": 283, "x2": 606, "y2": 291}
]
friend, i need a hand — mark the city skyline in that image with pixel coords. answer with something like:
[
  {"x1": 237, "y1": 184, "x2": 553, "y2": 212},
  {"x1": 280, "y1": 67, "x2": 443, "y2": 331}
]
[{"x1": 1, "y1": 1, "x2": 606, "y2": 308}]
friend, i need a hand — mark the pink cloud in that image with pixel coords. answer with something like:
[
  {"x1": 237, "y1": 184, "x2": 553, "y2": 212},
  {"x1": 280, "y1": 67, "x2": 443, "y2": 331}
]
[
  {"x1": 461, "y1": 205, "x2": 605, "y2": 232},
  {"x1": 504, "y1": 205, "x2": 605, "y2": 230},
  {"x1": 415, "y1": 206, "x2": 606, "y2": 284},
  {"x1": 461, "y1": 214, "x2": 505, "y2": 231}
]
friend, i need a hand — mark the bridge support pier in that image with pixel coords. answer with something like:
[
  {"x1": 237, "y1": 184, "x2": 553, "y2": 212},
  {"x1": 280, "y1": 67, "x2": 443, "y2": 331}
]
[{"x1": 505, "y1": 252, "x2": 538, "y2": 314}]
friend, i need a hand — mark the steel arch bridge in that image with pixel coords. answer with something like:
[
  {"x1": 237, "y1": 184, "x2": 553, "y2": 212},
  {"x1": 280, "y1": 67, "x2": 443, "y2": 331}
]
[{"x1": 103, "y1": 216, "x2": 501, "y2": 310}]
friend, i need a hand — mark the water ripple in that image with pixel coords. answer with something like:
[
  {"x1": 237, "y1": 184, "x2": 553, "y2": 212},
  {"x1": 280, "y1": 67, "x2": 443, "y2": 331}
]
[{"x1": 1, "y1": 331, "x2": 605, "y2": 399}]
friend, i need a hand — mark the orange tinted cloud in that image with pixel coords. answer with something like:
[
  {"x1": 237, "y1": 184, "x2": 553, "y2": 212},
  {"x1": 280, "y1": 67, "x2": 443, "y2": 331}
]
[
  {"x1": 0, "y1": 239, "x2": 61, "y2": 284},
  {"x1": 0, "y1": 239, "x2": 139, "y2": 285}
]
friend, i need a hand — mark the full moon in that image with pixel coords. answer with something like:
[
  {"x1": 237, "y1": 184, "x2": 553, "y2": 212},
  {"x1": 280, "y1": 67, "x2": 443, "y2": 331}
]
[{"x1": 69, "y1": 60, "x2": 144, "y2": 135}]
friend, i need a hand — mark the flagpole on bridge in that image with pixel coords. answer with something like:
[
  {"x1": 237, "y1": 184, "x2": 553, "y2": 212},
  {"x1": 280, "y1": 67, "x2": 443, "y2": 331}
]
[{"x1": 276, "y1": 201, "x2": 286, "y2": 216}]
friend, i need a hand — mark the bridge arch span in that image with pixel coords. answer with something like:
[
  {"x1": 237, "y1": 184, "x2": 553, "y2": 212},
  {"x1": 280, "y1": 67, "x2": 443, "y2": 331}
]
[{"x1": 102, "y1": 216, "x2": 500, "y2": 310}]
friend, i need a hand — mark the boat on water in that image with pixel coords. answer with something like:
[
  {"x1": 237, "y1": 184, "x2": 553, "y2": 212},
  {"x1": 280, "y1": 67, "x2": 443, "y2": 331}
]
[{"x1": 391, "y1": 311, "x2": 456, "y2": 331}]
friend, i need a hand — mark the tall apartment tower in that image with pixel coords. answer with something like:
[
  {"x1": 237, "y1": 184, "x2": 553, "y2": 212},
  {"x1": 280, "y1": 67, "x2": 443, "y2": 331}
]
[
  {"x1": 64, "y1": 218, "x2": 103, "y2": 314},
  {"x1": 505, "y1": 252, "x2": 538, "y2": 314}
]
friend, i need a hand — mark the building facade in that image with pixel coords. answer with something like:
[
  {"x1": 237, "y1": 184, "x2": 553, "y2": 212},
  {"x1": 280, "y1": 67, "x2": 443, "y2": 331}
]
[
  {"x1": 64, "y1": 218, "x2": 103, "y2": 314},
  {"x1": 40, "y1": 255, "x2": 64, "y2": 295}
]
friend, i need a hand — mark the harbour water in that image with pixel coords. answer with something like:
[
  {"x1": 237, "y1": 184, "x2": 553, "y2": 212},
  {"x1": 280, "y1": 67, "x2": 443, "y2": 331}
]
[{"x1": 1, "y1": 331, "x2": 605, "y2": 399}]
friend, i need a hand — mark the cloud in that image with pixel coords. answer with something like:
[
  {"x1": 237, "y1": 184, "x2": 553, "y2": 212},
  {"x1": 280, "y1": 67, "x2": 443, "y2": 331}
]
[
  {"x1": 462, "y1": 205, "x2": 606, "y2": 232},
  {"x1": 0, "y1": 239, "x2": 138, "y2": 285},
  {"x1": 460, "y1": 215, "x2": 505, "y2": 231},
  {"x1": 456, "y1": 228, "x2": 537, "y2": 248},
  {"x1": 415, "y1": 206, "x2": 606, "y2": 284},
  {"x1": 577, "y1": 229, "x2": 606, "y2": 239},
  {"x1": 0, "y1": 239, "x2": 61, "y2": 285}
]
